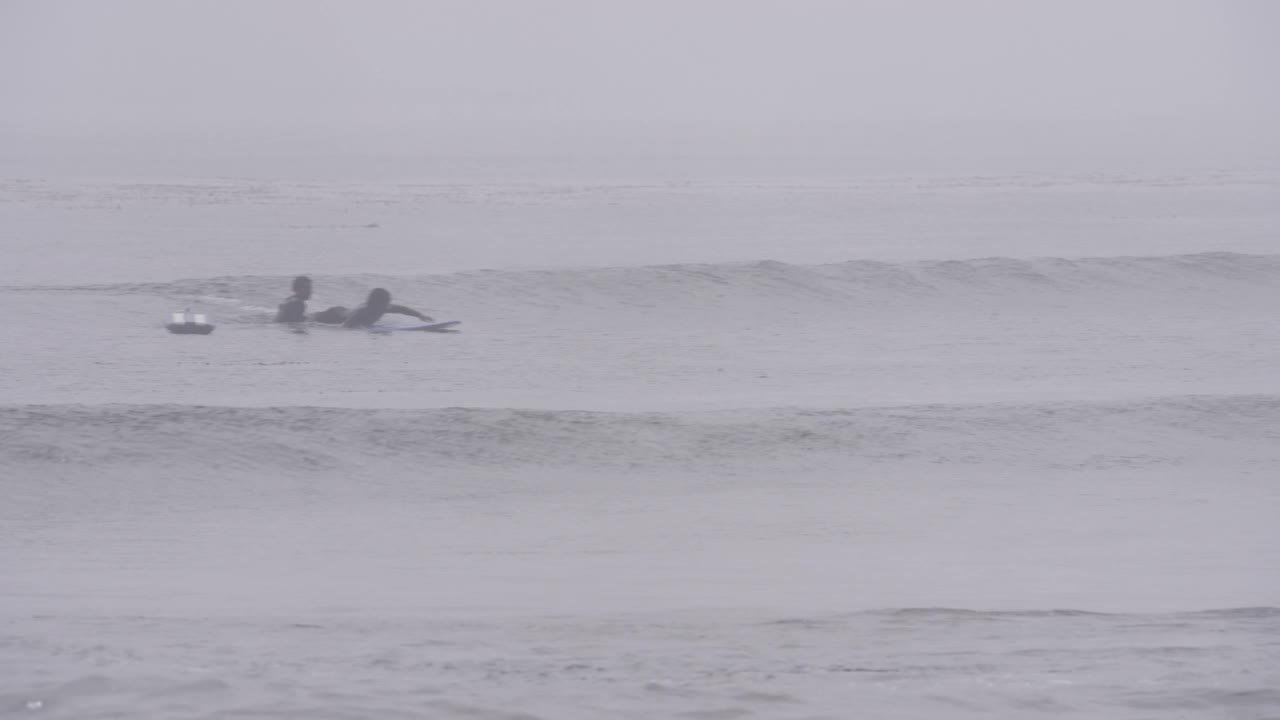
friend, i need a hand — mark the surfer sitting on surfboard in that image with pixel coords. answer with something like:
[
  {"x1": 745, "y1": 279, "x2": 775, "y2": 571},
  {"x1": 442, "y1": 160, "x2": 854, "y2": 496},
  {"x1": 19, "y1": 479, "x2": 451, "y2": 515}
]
[
  {"x1": 312, "y1": 288, "x2": 434, "y2": 328},
  {"x1": 274, "y1": 275, "x2": 313, "y2": 322}
]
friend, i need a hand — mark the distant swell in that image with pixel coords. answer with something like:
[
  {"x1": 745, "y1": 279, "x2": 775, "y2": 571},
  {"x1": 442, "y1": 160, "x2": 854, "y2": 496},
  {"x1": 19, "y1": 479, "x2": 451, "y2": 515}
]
[
  {"x1": 6, "y1": 251, "x2": 1279, "y2": 323},
  {"x1": 770, "y1": 606, "x2": 1280, "y2": 624},
  {"x1": 3, "y1": 394, "x2": 1278, "y2": 475}
]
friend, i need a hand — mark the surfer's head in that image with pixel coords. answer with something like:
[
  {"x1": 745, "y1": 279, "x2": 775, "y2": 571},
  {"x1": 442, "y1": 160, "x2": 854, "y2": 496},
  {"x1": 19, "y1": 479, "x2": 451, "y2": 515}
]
[
  {"x1": 292, "y1": 275, "x2": 313, "y2": 301},
  {"x1": 367, "y1": 287, "x2": 391, "y2": 313}
]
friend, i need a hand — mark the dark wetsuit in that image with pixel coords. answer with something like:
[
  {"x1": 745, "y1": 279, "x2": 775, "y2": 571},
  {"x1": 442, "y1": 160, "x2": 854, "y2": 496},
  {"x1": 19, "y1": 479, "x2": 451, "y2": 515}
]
[
  {"x1": 310, "y1": 306, "x2": 350, "y2": 324},
  {"x1": 311, "y1": 303, "x2": 430, "y2": 327},
  {"x1": 274, "y1": 276, "x2": 313, "y2": 322},
  {"x1": 275, "y1": 294, "x2": 309, "y2": 322},
  {"x1": 312, "y1": 288, "x2": 432, "y2": 328},
  {"x1": 345, "y1": 303, "x2": 429, "y2": 327}
]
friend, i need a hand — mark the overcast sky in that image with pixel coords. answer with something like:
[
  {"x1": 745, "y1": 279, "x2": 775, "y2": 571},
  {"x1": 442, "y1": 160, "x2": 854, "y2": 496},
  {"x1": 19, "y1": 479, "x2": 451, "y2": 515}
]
[{"x1": 3, "y1": 0, "x2": 1277, "y2": 176}]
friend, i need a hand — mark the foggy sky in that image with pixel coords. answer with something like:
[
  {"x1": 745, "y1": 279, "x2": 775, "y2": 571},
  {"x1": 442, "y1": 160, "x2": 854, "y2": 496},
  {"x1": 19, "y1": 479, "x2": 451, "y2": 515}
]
[{"x1": 3, "y1": 0, "x2": 1278, "y2": 176}]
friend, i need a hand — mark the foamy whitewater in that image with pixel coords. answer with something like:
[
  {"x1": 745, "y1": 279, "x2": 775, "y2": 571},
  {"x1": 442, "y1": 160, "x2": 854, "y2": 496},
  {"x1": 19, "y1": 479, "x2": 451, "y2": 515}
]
[{"x1": 2, "y1": 173, "x2": 1279, "y2": 718}]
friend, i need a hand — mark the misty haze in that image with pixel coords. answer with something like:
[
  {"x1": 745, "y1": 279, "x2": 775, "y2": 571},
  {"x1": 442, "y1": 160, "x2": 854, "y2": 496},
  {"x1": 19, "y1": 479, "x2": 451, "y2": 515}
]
[{"x1": 2, "y1": 1, "x2": 1279, "y2": 718}]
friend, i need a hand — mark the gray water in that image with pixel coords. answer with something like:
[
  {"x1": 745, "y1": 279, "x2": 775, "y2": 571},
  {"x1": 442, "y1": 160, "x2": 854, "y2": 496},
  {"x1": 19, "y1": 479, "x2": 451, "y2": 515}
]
[{"x1": 2, "y1": 174, "x2": 1279, "y2": 718}]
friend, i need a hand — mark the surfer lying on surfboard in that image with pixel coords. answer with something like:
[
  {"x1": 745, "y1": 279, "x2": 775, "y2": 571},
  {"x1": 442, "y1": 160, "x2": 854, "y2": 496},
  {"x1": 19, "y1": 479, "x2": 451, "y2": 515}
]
[{"x1": 312, "y1": 288, "x2": 434, "y2": 328}]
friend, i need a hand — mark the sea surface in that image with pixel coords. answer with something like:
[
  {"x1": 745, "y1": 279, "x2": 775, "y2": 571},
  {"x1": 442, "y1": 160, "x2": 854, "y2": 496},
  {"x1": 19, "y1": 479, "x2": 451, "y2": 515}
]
[{"x1": 2, "y1": 172, "x2": 1279, "y2": 718}]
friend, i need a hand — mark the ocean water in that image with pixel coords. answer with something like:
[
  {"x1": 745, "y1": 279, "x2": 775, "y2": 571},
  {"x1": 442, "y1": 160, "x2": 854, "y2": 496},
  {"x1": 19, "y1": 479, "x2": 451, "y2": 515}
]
[{"x1": 2, "y1": 173, "x2": 1279, "y2": 718}]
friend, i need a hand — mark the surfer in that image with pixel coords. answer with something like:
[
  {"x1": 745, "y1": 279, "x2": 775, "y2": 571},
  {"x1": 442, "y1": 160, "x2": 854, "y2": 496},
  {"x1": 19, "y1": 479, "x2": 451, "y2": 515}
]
[
  {"x1": 312, "y1": 288, "x2": 434, "y2": 328},
  {"x1": 274, "y1": 275, "x2": 313, "y2": 322}
]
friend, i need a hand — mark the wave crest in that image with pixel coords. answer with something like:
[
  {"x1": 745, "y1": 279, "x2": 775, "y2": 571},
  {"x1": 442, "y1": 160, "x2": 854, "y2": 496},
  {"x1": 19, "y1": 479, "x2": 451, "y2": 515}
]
[
  {"x1": 4, "y1": 394, "x2": 1278, "y2": 475},
  {"x1": 6, "y1": 252, "x2": 1279, "y2": 323}
]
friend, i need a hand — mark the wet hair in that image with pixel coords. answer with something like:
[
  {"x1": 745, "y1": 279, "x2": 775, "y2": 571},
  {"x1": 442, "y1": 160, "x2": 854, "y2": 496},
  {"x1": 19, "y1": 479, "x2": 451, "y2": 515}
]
[
  {"x1": 367, "y1": 288, "x2": 391, "y2": 311},
  {"x1": 292, "y1": 275, "x2": 313, "y2": 300}
]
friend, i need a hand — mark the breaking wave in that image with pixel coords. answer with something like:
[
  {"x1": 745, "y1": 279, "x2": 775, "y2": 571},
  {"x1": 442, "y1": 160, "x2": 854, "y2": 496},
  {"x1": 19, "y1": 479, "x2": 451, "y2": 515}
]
[
  {"x1": 6, "y1": 251, "x2": 1279, "y2": 323},
  {"x1": 4, "y1": 393, "x2": 1278, "y2": 476}
]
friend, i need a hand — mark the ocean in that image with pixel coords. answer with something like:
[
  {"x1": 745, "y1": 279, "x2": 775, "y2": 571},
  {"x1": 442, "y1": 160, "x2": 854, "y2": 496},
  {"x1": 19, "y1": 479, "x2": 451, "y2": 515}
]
[{"x1": 2, "y1": 172, "x2": 1279, "y2": 718}]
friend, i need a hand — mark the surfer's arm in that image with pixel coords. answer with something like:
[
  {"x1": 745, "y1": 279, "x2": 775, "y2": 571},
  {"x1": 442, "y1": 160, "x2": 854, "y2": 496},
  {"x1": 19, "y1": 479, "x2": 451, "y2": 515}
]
[{"x1": 386, "y1": 304, "x2": 434, "y2": 322}]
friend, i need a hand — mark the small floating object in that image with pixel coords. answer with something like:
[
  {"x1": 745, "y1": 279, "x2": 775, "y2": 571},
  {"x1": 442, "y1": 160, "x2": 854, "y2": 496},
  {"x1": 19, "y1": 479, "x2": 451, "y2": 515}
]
[{"x1": 165, "y1": 310, "x2": 215, "y2": 335}]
